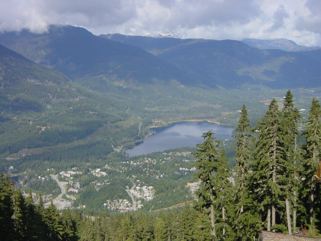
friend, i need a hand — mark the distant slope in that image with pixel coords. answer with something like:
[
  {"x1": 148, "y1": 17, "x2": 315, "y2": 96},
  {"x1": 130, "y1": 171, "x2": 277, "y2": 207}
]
[
  {"x1": 158, "y1": 40, "x2": 321, "y2": 88},
  {"x1": 0, "y1": 44, "x2": 136, "y2": 163},
  {"x1": 105, "y1": 33, "x2": 321, "y2": 89},
  {"x1": 242, "y1": 38, "x2": 319, "y2": 52},
  {"x1": 0, "y1": 26, "x2": 189, "y2": 83},
  {"x1": 0, "y1": 44, "x2": 68, "y2": 112},
  {"x1": 159, "y1": 40, "x2": 267, "y2": 88},
  {"x1": 103, "y1": 33, "x2": 192, "y2": 55},
  {"x1": 2, "y1": 27, "x2": 321, "y2": 89}
]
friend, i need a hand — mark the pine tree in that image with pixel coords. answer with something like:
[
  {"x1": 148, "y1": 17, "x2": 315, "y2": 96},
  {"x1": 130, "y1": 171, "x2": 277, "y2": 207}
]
[
  {"x1": 213, "y1": 150, "x2": 235, "y2": 241},
  {"x1": 61, "y1": 210, "x2": 79, "y2": 241},
  {"x1": 234, "y1": 105, "x2": 261, "y2": 240},
  {"x1": 235, "y1": 105, "x2": 251, "y2": 214},
  {"x1": 154, "y1": 217, "x2": 168, "y2": 241},
  {"x1": 176, "y1": 208, "x2": 197, "y2": 241},
  {"x1": 194, "y1": 131, "x2": 221, "y2": 240},
  {"x1": 0, "y1": 175, "x2": 15, "y2": 241},
  {"x1": 42, "y1": 201, "x2": 65, "y2": 241},
  {"x1": 303, "y1": 98, "x2": 321, "y2": 234},
  {"x1": 25, "y1": 191, "x2": 46, "y2": 241},
  {"x1": 12, "y1": 190, "x2": 28, "y2": 241},
  {"x1": 280, "y1": 90, "x2": 301, "y2": 234},
  {"x1": 250, "y1": 99, "x2": 285, "y2": 231},
  {"x1": 193, "y1": 211, "x2": 212, "y2": 241}
]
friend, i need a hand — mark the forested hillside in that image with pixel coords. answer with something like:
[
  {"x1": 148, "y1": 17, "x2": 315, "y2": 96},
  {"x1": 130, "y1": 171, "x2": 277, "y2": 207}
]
[
  {"x1": 0, "y1": 43, "x2": 134, "y2": 164},
  {"x1": 0, "y1": 175, "x2": 78, "y2": 241},
  {"x1": 1, "y1": 91, "x2": 321, "y2": 240}
]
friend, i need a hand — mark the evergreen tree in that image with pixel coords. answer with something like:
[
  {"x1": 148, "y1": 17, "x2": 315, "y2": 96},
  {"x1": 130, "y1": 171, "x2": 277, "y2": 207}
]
[
  {"x1": 175, "y1": 208, "x2": 197, "y2": 241},
  {"x1": 195, "y1": 132, "x2": 235, "y2": 240},
  {"x1": 0, "y1": 175, "x2": 15, "y2": 241},
  {"x1": 0, "y1": 175, "x2": 79, "y2": 241},
  {"x1": 61, "y1": 211, "x2": 79, "y2": 241},
  {"x1": 213, "y1": 150, "x2": 235, "y2": 241},
  {"x1": 235, "y1": 105, "x2": 252, "y2": 214},
  {"x1": 12, "y1": 190, "x2": 28, "y2": 241},
  {"x1": 194, "y1": 131, "x2": 221, "y2": 240},
  {"x1": 250, "y1": 99, "x2": 286, "y2": 231},
  {"x1": 280, "y1": 90, "x2": 301, "y2": 234},
  {"x1": 232, "y1": 105, "x2": 261, "y2": 240},
  {"x1": 154, "y1": 217, "x2": 168, "y2": 241},
  {"x1": 192, "y1": 211, "x2": 212, "y2": 241},
  {"x1": 25, "y1": 192, "x2": 47, "y2": 241},
  {"x1": 303, "y1": 98, "x2": 321, "y2": 234},
  {"x1": 79, "y1": 219, "x2": 97, "y2": 241}
]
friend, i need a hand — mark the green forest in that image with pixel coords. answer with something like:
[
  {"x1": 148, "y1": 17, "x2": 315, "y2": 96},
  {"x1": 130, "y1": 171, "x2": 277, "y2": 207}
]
[{"x1": 1, "y1": 90, "x2": 321, "y2": 240}]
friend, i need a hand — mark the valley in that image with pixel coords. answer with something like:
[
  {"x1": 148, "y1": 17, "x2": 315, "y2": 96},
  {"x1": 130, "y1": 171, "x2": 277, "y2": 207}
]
[
  {"x1": 1, "y1": 25, "x2": 321, "y2": 213},
  {"x1": 2, "y1": 1, "x2": 321, "y2": 239}
]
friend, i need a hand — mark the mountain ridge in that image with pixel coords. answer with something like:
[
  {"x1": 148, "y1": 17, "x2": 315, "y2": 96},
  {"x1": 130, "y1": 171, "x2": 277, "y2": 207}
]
[
  {"x1": 0, "y1": 25, "x2": 191, "y2": 84},
  {"x1": 104, "y1": 33, "x2": 321, "y2": 88},
  {"x1": 242, "y1": 38, "x2": 320, "y2": 52}
]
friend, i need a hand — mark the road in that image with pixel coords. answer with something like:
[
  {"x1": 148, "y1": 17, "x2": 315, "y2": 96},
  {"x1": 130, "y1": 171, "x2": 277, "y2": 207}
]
[{"x1": 50, "y1": 174, "x2": 73, "y2": 209}]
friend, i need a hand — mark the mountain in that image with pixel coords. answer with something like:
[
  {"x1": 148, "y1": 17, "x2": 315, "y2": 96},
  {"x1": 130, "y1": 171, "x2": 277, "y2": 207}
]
[
  {"x1": 0, "y1": 26, "x2": 189, "y2": 83},
  {"x1": 103, "y1": 33, "x2": 191, "y2": 55},
  {"x1": 0, "y1": 43, "x2": 68, "y2": 113},
  {"x1": 104, "y1": 33, "x2": 321, "y2": 88},
  {"x1": 158, "y1": 40, "x2": 321, "y2": 88},
  {"x1": 2, "y1": 27, "x2": 321, "y2": 89},
  {"x1": 242, "y1": 38, "x2": 319, "y2": 52},
  {"x1": 0, "y1": 43, "x2": 135, "y2": 163}
]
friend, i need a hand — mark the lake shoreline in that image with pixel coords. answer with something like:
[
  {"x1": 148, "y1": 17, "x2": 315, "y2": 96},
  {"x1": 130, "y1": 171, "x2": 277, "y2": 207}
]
[
  {"x1": 126, "y1": 121, "x2": 234, "y2": 157},
  {"x1": 145, "y1": 118, "x2": 234, "y2": 137}
]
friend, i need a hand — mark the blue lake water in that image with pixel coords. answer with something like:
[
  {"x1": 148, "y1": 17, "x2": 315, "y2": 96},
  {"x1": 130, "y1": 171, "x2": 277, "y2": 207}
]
[{"x1": 126, "y1": 122, "x2": 234, "y2": 157}]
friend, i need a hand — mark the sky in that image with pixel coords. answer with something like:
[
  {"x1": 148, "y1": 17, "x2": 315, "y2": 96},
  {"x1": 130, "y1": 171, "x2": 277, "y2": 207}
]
[{"x1": 1, "y1": 0, "x2": 321, "y2": 46}]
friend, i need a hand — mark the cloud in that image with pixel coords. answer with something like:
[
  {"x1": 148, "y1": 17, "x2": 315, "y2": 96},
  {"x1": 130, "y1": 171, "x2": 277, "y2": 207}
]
[
  {"x1": 1, "y1": 0, "x2": 321, "y2": 46},
  {"x1": 268, "y1": 5, "x2": 289, "y2": 31},
  {"x1": 296, "y1": 0, "x2": 321, "y2": 34}
]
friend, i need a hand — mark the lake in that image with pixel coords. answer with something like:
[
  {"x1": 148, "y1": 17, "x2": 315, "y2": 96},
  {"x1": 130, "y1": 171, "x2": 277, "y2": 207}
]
[{"x1": 126, "y1": 122, "x2": 234, "y2": 157}]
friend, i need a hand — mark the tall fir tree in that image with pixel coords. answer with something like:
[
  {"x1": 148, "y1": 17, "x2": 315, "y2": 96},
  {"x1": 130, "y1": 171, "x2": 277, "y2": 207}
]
[
  {"x1": 154, "y1": 217, "x2": 168, "y2": 241},
  {"x1": 280, "y1": 90, "x2": 301, "y2": 234},
  {"x1": 234, "y1": 105, "x2": 261, "y2": 241},
  {"x1": 250, "y1": 99, "x2": 286, "y2": 231},
  {"x1": 303, "y1": 98, "x2": 321, "y2": 234},
  {"x1": 194, "y1": 131, "x2": 221, "y2": 240},
  {"x1": 12, "y1": 190, "x2": 28, "y2": 241},
  {"x1": 0, "y1": 175, "x2": 15, "y2": 241},
  {"x1": 235, "y1": 105, "x2": 251, "y2": 214},
  {"x1": 213, "y1": 150, "x2": 235, "y2": 241}
]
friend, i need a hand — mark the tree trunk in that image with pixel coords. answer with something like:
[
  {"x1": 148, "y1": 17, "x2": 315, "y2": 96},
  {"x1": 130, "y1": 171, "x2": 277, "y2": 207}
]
[
  {"x1": 272, "y1": 205, "x2": 276, "y2": 227},
  {"x1": 210, "y1": 204, "x2": 216, "y2": 240},
  {"x1": 293, "y1": 190, "x2": 297, "y2": 233},
  {"x1": 286, "y1": 198, "x2": 292, "y2": 235},
  {"x1": 222, "y1": 206, "x2": 226, "y2": 236},
  {"x1": 293, "y1": 138, "x2": 297, "y2": 233},
  {"x1": 310, "y1": 193, "x2": 315, "y2": 232},
  {"x1": 267, "y1": 208, "x2": 271, "y2": 232},
  {"x1": 272, "y1": 137, "x2": 277, "y2": 227},
  {"x1": 293, "y1": 208, "x2": 297, "y2": 233}
]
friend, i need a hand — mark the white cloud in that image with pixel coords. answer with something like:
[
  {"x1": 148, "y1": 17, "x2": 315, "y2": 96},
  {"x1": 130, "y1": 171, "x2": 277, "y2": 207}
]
[{"x1": 1, "y1": 0, "x2": 321, "y2": 46}]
